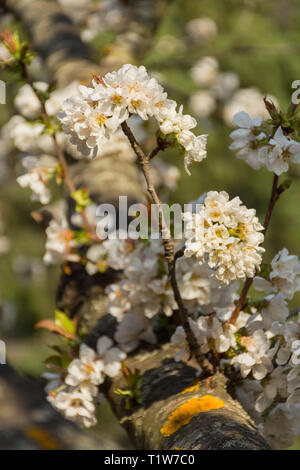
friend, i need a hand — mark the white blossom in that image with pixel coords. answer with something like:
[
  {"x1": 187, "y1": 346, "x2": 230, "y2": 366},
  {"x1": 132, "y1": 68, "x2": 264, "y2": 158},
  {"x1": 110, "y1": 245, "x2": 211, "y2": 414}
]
[
  {"x1": 260, "y1": 293, "x2": 289, "y2": 330},
  {"x1": 7, "y1": 115, "x2": 54, "y2": 154},
  {"x1": 48, "y1": 387, "x2": 98, "y2": 428},
  {"x1": 235, "y1": 379, "x2": 264, "y2": 425},
  {"x1": 43, "y1": 218, "x2": 80, "y2": 265},
  {"x1": 85, "y1": 234, "x2": 133, "y2": 275},
  {"x1": 213, "y1": 72, "x2": 240, "y2": 101},
  {"x1": 105, "y1": 240, "x2": 173, "y2": 321},
  {"x1": 14, "y1": 82, "x2": 48, "y2": 119},
  {"x1": 176, "y1": 257, "x2": 239, "y2": 314},
  {"x1": 96, "y1": 336, "x2": 126, "y2": 377},
  {"x1": 188, "y1": 90, "x2": 216, "y2": 118},
  {"x1": 57, "y1": 93, "x2": 120, "y2": 157},
  {"x1": 186, "y1": 17, "x2": 217, "y2": 42},
  {"x1": 259, "y1": 126, "x2": 300, "y2": 175},
  {"x1": 254, "y1": 248, "x2": 300, "y2": 299},
  {"x1": 231, "y1": 329, "x2": 275, "y2": 380},
  {"x1": 255, "y1": 366, "x2": 288, "y2": 413},
  {"x1": 91, "y1": 64, "x2": 169, "y2": 122},
  {"x1": 17, "y1": 155, "x2": 57, "y2": 204},
  {"x1": 190, "y1": 57, "x2": 219, "y2": 87},
  {"x1": 229, "y1": 111, "x2": 266, "y2": 170},
  {"x1": 115, "y1": 310, "x2": 156, "y2": 352},
  {"x1": 159, "y1": 105, "x2": 197, "y2": 135},
  {"x1": 66, "y1": 344, "x2": 105, "y2": 387},
  {"x1": 260, "y1": 403, "x2": 300, "y2": 449},
  {"x1": 181, "y1": 132, "x2": 208, "y2": 176},
  {"x1": 48, "y1": 337, "x2": 125, "y2": 428},
  {"x1": 159, "y1": 105, "x2": 207, "y2": 175},
  {"x1": 184, "y1": 191, "x2": 265, "y2": 283},
  {"x1": 171, "y1": 326, "x2": 188, "y2": 362}
]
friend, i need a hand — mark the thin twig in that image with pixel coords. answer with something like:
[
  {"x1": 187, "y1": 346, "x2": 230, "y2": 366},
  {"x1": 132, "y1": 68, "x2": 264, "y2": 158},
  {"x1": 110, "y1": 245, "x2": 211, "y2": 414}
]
[
  {"x1": 148, "y1": 146, "x2": 161, "y2": 160},
  {"x1": 174, "y1": 246, "x2": 185, "y2": 261},
  {"x1": 262, "y1": 174, "x2": 279, "y2": 234},
  {"x1": 121, "y1": 121, "x2": 214, "y2": 375},
  {"x1": 147, "y1": 134, "x2": 169, "y2": 160}
]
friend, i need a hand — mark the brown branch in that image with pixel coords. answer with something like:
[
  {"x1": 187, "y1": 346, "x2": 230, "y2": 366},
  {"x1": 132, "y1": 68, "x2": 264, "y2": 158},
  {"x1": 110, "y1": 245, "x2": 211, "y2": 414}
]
[
  {"x1": 121, "y1": 121, "x2": 214, "y2": 376},
  {"x1": 262, "y1": 174, "x2": 279, "y2": 233}
]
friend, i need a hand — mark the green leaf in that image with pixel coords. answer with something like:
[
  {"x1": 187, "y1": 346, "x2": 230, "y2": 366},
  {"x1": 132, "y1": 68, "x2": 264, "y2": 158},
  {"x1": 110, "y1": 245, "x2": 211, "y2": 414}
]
[
  {"x1": 60, "y1": 354, "x2": 72, "y2": 369},
  {"x1": 44, "y1": 353, "x2": 70, "y2": 370},
  {"x1": 44, "y1": 355, "x2": 62, "y2": 367},
  {"x1": 73, "y1": 230, "x2": 91, "y2": 245},
  {"x1": 71, "y1": 188, "x2": 92, "y2": 212},
  {"x1": 55, "y1": 310, "x2": 75, "y2": 336},
  {"x1": 114, "y1": 388, "x2": 132, "y2": 397}
]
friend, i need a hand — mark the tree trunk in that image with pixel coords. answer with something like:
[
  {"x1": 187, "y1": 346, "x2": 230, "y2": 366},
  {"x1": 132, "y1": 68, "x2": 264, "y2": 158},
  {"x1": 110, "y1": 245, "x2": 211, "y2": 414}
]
[{"x1": 0, "y1": 363, "x2": 119, "y2": 449}]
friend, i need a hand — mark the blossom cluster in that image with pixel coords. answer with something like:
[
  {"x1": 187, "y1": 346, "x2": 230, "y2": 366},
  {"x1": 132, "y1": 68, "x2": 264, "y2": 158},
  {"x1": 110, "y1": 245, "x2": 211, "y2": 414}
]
[
  {"x1": 171, "y1": 246, "x2": 300, "y2": 449},
  {"x1": 103, "y1": 238, "x2": 239, "y2": 352},
  {"x1": 4, "y1": 82, "x2": 85, "y2": 205},
  {"x1": 230, "y1": 111, "x2": 300, "y2": 175},
  {"x1": 4, "y1": 65, "x2": 189, "y2": 212},
  {"x1": 69, "y1": 229, "x2": 239, "y2": 354},
  {"x1": 46, "y1": 338, "x2": 126, "y2": 428},
  {"x1": 57, "y1": 64, "x2": 207, "y2": 175},
  {"x1": 184, "y1": 190, "x2": 265, "y2": 284},
  {"x1": 7, "y1": 82, "x2": 181, "y2": 206}
]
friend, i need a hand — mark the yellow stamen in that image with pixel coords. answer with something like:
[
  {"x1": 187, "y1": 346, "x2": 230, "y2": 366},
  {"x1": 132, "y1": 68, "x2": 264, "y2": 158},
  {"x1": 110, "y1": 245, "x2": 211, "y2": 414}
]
[
  {"x1": 96, "y1": 113, "x2": 107, "y2": 125},
  {"x1": 85, "y1": 364, "x2": 94, "y2": 375}
]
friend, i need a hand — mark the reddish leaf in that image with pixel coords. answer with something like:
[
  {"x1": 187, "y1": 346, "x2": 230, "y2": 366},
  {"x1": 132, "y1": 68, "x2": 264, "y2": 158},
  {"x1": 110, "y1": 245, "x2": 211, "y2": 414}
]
[{"x1": 35, "y1": 319, "x2": 75, "y2": 340}]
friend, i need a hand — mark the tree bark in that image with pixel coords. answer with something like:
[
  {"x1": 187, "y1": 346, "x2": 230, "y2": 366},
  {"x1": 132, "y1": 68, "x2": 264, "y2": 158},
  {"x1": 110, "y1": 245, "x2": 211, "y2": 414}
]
[{"x1": 4, "y1": 0, "x2": 271, "y2": 450}]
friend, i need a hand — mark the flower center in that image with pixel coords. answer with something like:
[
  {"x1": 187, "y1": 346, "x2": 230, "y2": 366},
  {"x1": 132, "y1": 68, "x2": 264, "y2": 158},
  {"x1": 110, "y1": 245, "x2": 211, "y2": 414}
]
[
  {"x1": 96, "y1": 113, "x2": 107, "y2": 126},
  {"x1": 131, "y1": 99, "x2": 142, "y2": 108},
  {"x1": 85, "y1": 364, "x2": 94, "y2": 375},
  {"x1": 71, "y1": 398, "x2": 83, "y2": 408},
  {"x1": 97, "y1": 260, "x2": 107, "y2": 273},
  {"x1": 112, "y1": 93, "x2": 122, "y2": 104}
]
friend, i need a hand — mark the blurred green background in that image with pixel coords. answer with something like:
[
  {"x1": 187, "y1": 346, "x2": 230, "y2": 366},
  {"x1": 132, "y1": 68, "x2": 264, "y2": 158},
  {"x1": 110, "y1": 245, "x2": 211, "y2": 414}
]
[{"x1": 1, "y1": 0, "x2": 300, "y2": 448}]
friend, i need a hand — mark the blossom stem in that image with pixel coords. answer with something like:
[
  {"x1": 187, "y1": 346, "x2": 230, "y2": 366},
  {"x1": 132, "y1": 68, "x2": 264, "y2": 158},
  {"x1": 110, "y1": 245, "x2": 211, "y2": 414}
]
[
  {"x1": 229, "y1": 173, "x2": 283, "y2": 325},
  {"x1": 121, "y1": 121, "x2": 214, "y2": 375},
  {"x1": 147, "y1": 134, "x2": 169, "y2": 160},
  {"x1": 148, "y1": 146, "x2": 162, "y2": 160}
]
